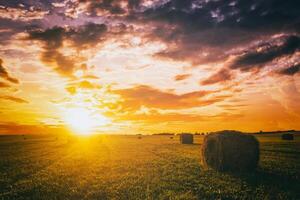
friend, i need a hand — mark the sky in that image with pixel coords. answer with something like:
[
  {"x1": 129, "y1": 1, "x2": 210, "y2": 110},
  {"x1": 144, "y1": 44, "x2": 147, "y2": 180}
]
[{"x1": 0, "y1": 0, "x2": 300, "y2": 135}]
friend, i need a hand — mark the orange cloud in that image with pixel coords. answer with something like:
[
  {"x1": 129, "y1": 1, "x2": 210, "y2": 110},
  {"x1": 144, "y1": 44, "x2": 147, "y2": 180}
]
[
  {"x1": 201, "y1": 68, "x2": 233, "y2": 85},
  {"x1": 65, "y1": 80, "x2": 101, "y2": 95},
  {"x1": 112, "y1": 85, "x2": 225, "y2": 110},
  {"x1": 0, "y1": 81, "x2": 10, "y2": 88},
  {"x1": 174, "y1": 74, "x2": 191, "y2": 81},
  {"x1": 113, "y1": 112, "x2": 204, "y2": 123},
  {"x1": 0, "y1": 58, "x2": 19, "y2": 84},
  {"x1": 0, "y1": 96, "x2": 28, "y2": 104}
]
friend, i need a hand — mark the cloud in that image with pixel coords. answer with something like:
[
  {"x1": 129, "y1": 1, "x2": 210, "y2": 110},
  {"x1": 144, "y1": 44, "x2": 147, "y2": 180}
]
[
  {"x1": 0, "y1": 58, "x2": 19, "y2": 84},
  {"x1": 134, "y1": 0, "x2": 300, "y2": 65},
  {"x1": 0, "y1": 20, "x2": 25, "y2": 44},
  {"x1": 52, "y1": 2, "x2": 66, "y2": 8},
  {"x1": 278, "y1": 63, "x2": 300, "y2": 76},
  {"x1": 113, "y1": 85, "x2": 224, "y2": 110},
  {"x1": 66, "y1": 86, "x2": 77, "y2": 95},
  {"x1": 113, "y1": 111, "x2": 205, "y2": 123},
  {"x1": 82, "y1": 0, "x2": 127, "y2": 16},
  {"x1": 65, "y1": 80, "x2": 101, "y2": 94},
  {"x1": 0, "y1": 6, "x2": 48, "y2": 22},
  {"x1": 139, "y1": 0, "x2": 300, "y2": 34},
  {"x1": 28, "y1": 27, "x2": 72, "y2": 76},
  {"x1": 28, "y1": 23, "x2": 108, "y2": 77},
  {"x1": 67, "y1": 23, "x2": 108, "y2": 48},
  {"x1": 201, "y1": 68, "x2": 233, "y2": 85},
  {"x1": 0, "y1": 81, "x2": 10, "y2": 88},
  {"x1": 82, "y1": 75, "x2": 100, "y2": 79},
  {"x1": 0, "y1": 95, "x2": 28, "y2": 103},
  {"x1": 63, "y1": 0, "x2": 145, "y2": 18},
  {"x1": 229, "y1": 35, "x2": 300, "y2": 71},
  {"x1": 174, "y1": 74, "x2": 191, "y2": 81}
]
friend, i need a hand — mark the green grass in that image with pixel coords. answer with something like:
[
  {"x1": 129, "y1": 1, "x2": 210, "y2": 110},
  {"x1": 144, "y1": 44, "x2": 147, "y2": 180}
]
[{"x1": 0, "y1": 134, "x2": 299, "y2": 200}]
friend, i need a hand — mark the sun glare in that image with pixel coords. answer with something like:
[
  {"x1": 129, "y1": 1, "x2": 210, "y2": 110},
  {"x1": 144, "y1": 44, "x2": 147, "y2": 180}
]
[{"x1": 64, "y1": 107, "x2": 109, "y2": 135}]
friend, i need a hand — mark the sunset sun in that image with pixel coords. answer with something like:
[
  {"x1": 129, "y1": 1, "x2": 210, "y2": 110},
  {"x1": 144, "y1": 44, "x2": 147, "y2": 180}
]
[{"x1": 64, "y1": 107, "x2": 108, "y2": 135}]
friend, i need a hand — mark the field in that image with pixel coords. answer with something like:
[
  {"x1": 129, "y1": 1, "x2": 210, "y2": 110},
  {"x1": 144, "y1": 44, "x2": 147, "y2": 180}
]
[{"x1": 0, "y1": 134, "x2": 299, "y2": 200}]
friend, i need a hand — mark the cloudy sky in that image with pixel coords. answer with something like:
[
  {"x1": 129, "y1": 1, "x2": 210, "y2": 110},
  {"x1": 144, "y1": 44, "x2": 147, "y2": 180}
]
[{"x1": 0, "y1": 0, "x2": 299, "y2": 134}]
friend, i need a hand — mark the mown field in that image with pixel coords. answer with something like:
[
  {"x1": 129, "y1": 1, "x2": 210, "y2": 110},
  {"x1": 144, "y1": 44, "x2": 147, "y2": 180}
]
[{"x1": 0, "y1": 134, "x2": 299, "y2": 200}]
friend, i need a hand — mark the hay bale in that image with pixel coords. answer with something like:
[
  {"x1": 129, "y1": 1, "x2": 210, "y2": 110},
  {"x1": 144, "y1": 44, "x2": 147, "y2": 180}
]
[
  {"x1": 201, "y1": 130, "x2": 259, "y2": 171},
  {"x1": 170, "y1": 136, "x2": 173, "y2": 139},
  {"x1": 282, "y1": 133, "x2": 294, "y2": 140},
  {"x1": 180, "y1": 133, "x2": 193, "y2": 144}
]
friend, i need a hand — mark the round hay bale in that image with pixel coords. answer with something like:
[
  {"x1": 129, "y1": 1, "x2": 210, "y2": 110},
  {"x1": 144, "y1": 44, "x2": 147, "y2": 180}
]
[
  {"x1": 201, "y1": 130, "x2": 259, "y2": 171},
  {"x1": 281, "y1": 133, "x2": 294, "y2": 140},
  {"x1": 180, "y1": 133, "x2": 193, "y2": 144}
]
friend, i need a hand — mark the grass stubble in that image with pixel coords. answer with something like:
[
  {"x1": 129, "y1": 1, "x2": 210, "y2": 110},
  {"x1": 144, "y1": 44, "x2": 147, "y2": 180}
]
[{"x1": 0, "y1": 134, "x2": 299, "y2": 200}]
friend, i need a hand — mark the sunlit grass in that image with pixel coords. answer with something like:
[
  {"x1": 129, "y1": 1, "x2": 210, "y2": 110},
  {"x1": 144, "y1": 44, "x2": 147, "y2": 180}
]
[{"x1": 0, "y1": 134, "x2": 299, "y2": 199}]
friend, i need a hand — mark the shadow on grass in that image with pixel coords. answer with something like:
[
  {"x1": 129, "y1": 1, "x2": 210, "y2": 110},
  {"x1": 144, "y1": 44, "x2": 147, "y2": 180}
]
[{"x1": 228, "y1": 167, "x2": 300, "y2": 198}]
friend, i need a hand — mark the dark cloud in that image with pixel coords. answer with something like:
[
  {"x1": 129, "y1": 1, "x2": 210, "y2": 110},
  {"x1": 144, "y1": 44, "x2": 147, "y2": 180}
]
[
  {"x1": 0, "y1": 58, "x2": 19, "y2": 84},
  {"x1": 229, "y1": 35, "x2": 300, "y2": 71},
  {"x1": 0, "y1": 0, "x2": 61, "y2": 43},
  {"x1": 135, "y1": 0, "x2": 300, "y2": 64},
  {"x1": 201, "y1": 68, "x2": 233, "y2": 85},
  {"x1": 4, "y1": 0, "x2": 299, "y2": 68},
  {"x1": 0, "y1": 18, "x2": 30, "y2": 44},
  {"x1": 278, "y1": 63, "x2": 300, "y2": 76},
  {"x1": 28, "y1": 23, "x2": 107, "y2": 76},
  {"x1": 152, "y1": 27, "x2": 256, "y2": 65},
  {"x1": 28, "y1": 26, "x2": 74, "y2": 76},
  {"x1": 0, "y1": 95, "x2": 28, "y2": 103},
  {"x1": 66, "y1": 23, "x2": 107, "y2": 48},
  {"x1": 28, "y1": 22, "x2": 108, "y2": 47},
  {"x1": 29, "y1": 26, "x2": 64, "y2": 49},
  {"x1": 138, "y1": 0, "x2": 300, "y2": 33},
  {"x1": 51, "y1": 0, "x2": 299, "y2": 68}
]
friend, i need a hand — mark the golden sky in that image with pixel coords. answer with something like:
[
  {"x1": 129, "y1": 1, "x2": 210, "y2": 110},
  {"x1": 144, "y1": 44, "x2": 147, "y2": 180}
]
[{"x1": 0, "y1": 0, "x2": 300, "y2": 135}]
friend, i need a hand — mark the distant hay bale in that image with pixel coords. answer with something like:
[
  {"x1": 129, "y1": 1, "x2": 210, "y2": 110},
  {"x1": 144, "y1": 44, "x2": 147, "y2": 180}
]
[
  {"x1": 170, "y1": 136, "x2": 173, "y2": 139},
  {"x1": 180, "y1": 133, "x2": 193, "y2": 144},
  {"x1": 282, "y1": 133, "x2": 294, "y2": 140},
  {"x1": 201, "y1": 130, "x2": 259, "y2": 171}
]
